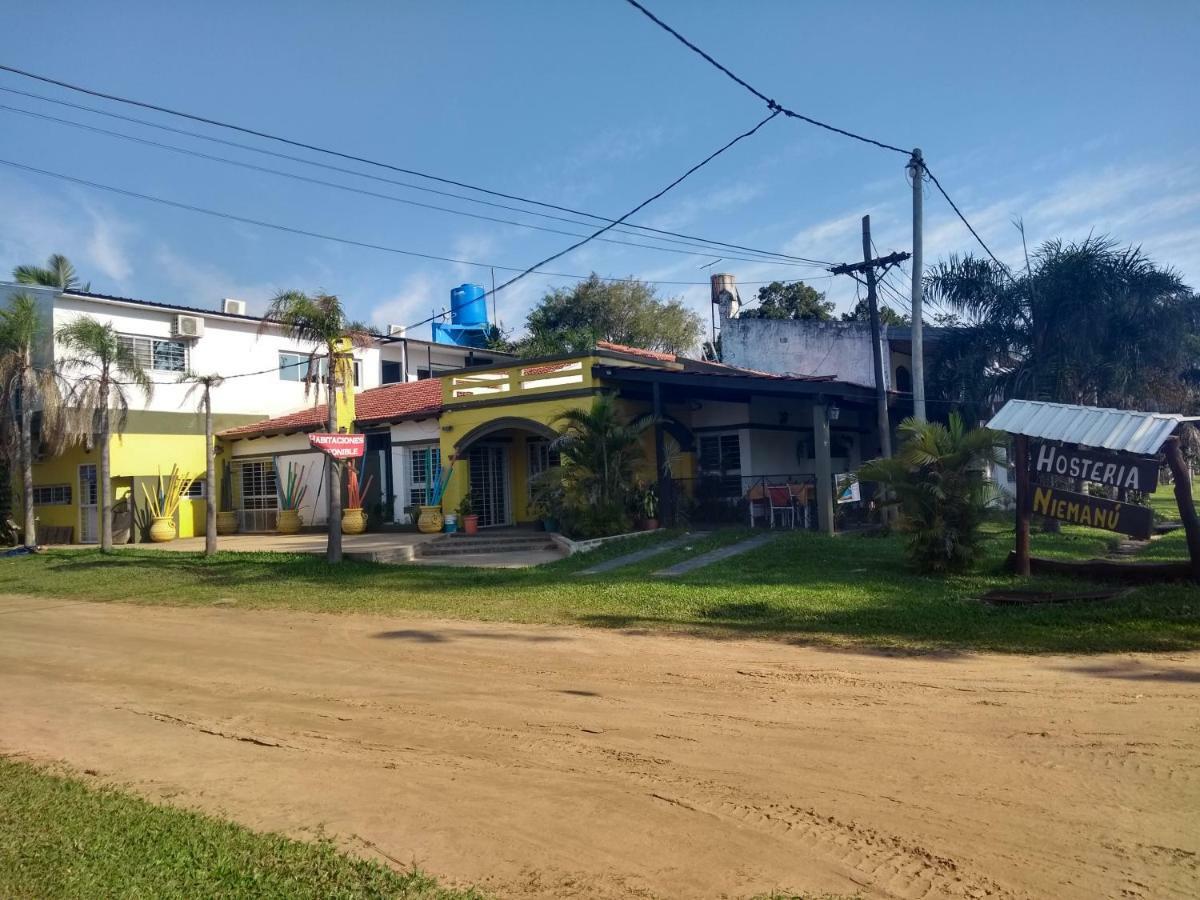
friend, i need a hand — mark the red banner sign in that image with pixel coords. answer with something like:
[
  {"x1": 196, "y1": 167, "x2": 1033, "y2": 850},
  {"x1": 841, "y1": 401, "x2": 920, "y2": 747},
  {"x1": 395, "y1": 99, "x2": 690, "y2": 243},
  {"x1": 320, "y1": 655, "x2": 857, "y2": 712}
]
[{"x1": 308, "y1": 433, "x2": 365, "y2": 459}]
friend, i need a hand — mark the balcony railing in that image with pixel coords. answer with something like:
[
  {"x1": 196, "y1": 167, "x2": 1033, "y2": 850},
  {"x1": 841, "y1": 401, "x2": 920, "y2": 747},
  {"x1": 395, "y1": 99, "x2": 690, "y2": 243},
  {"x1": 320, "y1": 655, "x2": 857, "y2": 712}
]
[{"x1": 447, "y1": 359, "x2": 587, "y2": 402}]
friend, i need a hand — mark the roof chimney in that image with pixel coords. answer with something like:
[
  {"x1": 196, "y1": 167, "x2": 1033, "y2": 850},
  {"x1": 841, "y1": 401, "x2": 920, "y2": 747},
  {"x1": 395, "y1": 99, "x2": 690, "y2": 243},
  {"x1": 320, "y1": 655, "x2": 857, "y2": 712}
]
[{"x1": 711, "y1": 273, "x2": 740, "y2": 321}]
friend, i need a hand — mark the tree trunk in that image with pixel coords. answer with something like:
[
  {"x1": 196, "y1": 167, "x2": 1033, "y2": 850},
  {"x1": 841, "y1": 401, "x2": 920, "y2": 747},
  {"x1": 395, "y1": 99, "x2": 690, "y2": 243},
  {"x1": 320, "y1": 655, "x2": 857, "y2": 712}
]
[
  {"x1": 18, "y1": 367, "x2": 35, "y2": 547},
  {"x1": 326, "y1": 358, "x2": 343, "y2": 564},
  {"x1": 204, "y1": 387, "x2": 216, "y2": 557},
  {"x1": 99, "y1": 376, "x2": 112, "y2": 553}
]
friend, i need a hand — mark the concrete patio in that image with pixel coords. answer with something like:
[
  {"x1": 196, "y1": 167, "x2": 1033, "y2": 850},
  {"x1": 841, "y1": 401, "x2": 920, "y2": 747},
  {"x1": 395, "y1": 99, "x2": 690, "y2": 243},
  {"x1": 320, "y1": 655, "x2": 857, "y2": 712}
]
[{"x1": 64, "y1": 530, "x2": 565, "y2": 568}]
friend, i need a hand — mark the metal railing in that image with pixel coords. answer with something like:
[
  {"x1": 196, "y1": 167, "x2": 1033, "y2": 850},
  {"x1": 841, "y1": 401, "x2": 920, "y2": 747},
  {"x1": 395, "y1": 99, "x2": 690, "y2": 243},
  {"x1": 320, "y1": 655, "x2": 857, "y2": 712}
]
[{"x1": 663, "y1": 473, "x2": 819, "y2": 530}]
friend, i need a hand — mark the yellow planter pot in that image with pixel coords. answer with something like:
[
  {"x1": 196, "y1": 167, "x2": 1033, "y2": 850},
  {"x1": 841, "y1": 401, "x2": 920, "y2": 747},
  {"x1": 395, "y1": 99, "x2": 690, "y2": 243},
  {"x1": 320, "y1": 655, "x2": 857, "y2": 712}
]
[
  {"x1": 341, "y1": 507, "x2": 367, "y2": 535},
  {"x1": 417, "y1": 505, "x2": 444, "y2": 534},
  {"x1": 276, "y1": 509, "x2": 302, "y2": 535},
  {"x1": 215, "y1": 511, "x2": 239, "y2": 535},
  {"x1": 148, "y1": 516, "x2": 176, "y2": 543}
]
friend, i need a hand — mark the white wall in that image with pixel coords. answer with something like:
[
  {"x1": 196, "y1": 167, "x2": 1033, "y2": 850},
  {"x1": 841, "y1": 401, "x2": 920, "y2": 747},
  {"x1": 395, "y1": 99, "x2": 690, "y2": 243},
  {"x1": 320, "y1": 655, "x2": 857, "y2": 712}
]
[
  {"x1": 388, "y1": 419, "x2": 442, "y2": 522},
  {"x1": 51, "y1": 294, "x2": 382, "y2": 419},
  {"x1": 723, "y1": 318, "x2": 902, "y2": 390}
]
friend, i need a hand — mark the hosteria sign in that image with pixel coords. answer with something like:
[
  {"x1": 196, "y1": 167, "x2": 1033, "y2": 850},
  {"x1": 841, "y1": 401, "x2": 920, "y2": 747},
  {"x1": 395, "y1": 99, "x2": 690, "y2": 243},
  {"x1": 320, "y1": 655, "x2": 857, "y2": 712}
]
[{"x1": 1026, "y1": 441, "x2": 1157, "y2": 538}]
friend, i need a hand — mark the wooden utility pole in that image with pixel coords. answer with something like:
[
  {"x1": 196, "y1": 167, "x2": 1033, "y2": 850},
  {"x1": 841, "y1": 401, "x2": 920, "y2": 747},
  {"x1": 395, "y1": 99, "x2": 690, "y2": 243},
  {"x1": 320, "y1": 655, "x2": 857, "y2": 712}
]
[
  {"x1": 1013, "y1": 434, "x2": 1031, "y2": 577},
  {"x1": 829, "y1": 218, "x2": 910, "y2": 461},
  {"x1": 1164, "y1": 436, "x2": 1200, "y2": 583}
]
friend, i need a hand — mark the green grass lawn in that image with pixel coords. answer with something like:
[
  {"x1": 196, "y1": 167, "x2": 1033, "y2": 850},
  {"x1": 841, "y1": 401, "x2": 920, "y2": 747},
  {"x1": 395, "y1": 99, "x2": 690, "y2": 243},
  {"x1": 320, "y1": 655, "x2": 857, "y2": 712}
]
[
  {"x1": 0, "y1": 757, "x2": 480, "y2": 900},
  {"x1": 2, "y1": 520, "x2": 1196, "y2": 654}
]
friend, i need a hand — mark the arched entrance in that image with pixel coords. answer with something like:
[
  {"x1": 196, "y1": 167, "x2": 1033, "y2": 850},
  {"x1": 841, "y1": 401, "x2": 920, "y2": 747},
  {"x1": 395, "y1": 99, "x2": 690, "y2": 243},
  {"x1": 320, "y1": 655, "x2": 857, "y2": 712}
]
[{"x1": 452, "y1": 417, "x2": 559, "y2": 528}]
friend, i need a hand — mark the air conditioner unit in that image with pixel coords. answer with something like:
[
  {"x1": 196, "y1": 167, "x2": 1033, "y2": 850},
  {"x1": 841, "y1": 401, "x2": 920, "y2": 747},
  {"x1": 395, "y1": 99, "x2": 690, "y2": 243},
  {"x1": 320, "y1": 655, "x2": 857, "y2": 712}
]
[
  {"x1": 222, "y1": 298, "x2": 247, "y2": 316},
  {"x1": 387, "y1": 323, "x2": 407, "y2": 337},
  {"x1": 172, "y1": 314, "x2": 205, "y2": 339}
]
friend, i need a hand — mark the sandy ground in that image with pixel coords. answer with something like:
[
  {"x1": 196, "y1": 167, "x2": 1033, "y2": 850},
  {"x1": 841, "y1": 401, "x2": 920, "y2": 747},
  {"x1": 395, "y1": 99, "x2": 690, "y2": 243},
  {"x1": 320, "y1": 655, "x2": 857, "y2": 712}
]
[{"x1": 1, "y1": 595, "x2": 1197, "y2": 899}]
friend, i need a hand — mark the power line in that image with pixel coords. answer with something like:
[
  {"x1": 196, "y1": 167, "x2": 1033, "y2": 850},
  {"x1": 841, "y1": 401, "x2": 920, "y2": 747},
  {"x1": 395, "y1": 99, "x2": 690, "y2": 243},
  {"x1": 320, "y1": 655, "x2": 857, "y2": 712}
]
[
  {"x1": 620, "y1": 2, "x2": 1014, "y2": 276},
  {"x1": 488, "y1": 110, "x2": 781, "y2": 299},
  {"x1": 0, "y1": 65, "x2": 830, "y2": 267},
  {"x1": 0, "y1": 156, "x2": 801, "y2": 291},
  {"x1": 0, "y1": 102, "x2": 822, "y2": 270},
  {"x1": 622, "y1": 0, "x2": 909, "y2": 156}
]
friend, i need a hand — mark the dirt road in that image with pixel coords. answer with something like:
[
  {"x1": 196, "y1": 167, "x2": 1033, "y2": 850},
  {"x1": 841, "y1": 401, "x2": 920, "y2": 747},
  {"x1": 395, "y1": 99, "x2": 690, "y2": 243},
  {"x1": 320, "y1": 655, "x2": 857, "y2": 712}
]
[{"x1": 1, "y1": 595, "x2": 1197, "y2": 899}]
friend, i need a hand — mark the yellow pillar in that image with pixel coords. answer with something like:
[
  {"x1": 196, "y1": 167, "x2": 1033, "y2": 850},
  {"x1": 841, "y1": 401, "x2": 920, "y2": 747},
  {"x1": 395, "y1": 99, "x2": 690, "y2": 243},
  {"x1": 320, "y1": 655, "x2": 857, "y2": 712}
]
[{"x1": 332, "y1": 336, "x2": 356, "y2": 432}]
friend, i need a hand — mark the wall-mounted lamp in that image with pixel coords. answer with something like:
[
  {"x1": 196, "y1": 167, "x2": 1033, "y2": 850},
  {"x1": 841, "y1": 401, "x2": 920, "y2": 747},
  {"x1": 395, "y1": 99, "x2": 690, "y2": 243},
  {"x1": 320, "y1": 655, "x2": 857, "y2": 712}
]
[{"x1": 827, "y1": 403, "x2": 841, "y2": 422}]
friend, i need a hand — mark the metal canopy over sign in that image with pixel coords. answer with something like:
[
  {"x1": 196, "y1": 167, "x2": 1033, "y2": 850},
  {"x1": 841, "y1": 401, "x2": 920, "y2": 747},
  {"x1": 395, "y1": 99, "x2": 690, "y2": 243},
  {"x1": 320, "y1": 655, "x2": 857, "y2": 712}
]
[
  {"x1": 1030, "y1": 441, "x2": 1160, "y2": 493},
  {"x1": 308, "y1": 433, "x2": 365, "y2": 459},
  {"x1": 1029, "y1": 485, "x2": 1153, "y2": 539}
]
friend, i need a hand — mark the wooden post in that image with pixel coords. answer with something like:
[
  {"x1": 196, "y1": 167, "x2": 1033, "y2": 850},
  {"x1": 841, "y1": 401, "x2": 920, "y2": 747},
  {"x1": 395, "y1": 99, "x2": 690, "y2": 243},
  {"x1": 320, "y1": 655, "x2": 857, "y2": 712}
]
[
  {"x1": 1164, "y1": 436, "x2": 1200, "y2": 583},
  {"x1": 813, "y1": 401, "x2": 835, "y2": 536},
  {"x1": 1014, "y1": 433, "x2": 1031, "y2": 577},
  {"x1": 652, "y1": 380, "x2": 672, "y2": 525}
]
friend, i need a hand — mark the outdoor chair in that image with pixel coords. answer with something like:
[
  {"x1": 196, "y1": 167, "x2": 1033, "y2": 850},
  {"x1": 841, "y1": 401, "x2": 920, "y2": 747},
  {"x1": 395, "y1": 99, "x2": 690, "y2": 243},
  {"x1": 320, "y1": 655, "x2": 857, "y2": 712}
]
[
  {"x1": 745, "y1": 483, "x2": 770, "y2": 527},
  {"x1": 787, "y1": 483, "x2": 812, "y2": 530},
  {"x1": 766, "y1": 485, "x2": 796, "y2": 529}
]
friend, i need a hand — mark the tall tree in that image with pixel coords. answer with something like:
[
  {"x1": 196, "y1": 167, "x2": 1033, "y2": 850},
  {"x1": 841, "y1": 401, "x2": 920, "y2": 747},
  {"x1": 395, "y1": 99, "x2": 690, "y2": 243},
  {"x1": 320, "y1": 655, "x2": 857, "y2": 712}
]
[
  {"x1": 180, "y1": 371, "x2": 225, "y2": 557},
  {"x1": 13, "y1": 253, "x2": 87, "y2": 291},
  {"x1": 739, "y1": 280, "x2": 835, "y2": 321},
  {"x1": 517, "y1": 274, "x2": 702, "y2": 357},
  {"x1": 842, "y1": 298, "x2": 910, "y2": 326},
  {"x1": 56, "y1": 317, "x2": 152, "y2": 552},
  {"x1": 262, "y1": 291, "x2": 370, "y2": 564},
  {"x1": 926, "y1": 236, "x2": 1198, "y2": 414},
  {"x1": 0, "y1": 292, "x2": 68, "y2": 546}
]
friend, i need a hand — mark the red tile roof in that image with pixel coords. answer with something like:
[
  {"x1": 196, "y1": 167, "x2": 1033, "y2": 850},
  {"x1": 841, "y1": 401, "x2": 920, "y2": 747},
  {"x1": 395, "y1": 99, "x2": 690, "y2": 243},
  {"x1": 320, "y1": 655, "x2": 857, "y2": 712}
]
[
  {"x1": 595, "y1": 340, "x2": 676, "y2": 362},
  {"x1": 219, "y1": 378, "x2": 443, "y2": 440}
]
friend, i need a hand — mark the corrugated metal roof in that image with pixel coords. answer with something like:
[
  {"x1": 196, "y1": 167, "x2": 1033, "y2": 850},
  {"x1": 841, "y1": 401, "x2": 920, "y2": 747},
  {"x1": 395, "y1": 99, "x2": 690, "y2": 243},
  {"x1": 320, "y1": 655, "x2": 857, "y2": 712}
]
[{"x1": 987, "y1": 399, "x2": 1197, "y2": 456}]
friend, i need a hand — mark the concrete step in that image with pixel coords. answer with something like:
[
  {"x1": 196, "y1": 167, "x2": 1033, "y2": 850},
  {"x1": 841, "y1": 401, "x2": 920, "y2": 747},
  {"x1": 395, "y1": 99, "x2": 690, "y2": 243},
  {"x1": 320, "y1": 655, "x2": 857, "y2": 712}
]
[{"x1": 418, "y1": 535, "x2": 558, "y2": 557}]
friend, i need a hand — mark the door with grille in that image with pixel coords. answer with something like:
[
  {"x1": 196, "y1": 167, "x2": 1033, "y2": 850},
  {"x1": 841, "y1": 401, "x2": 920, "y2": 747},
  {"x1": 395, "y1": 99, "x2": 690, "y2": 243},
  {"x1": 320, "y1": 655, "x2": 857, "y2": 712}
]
[
  {"x1": 78, "y1": 464, "x2": 98, "y2": 543},
  {"x1": 468, "y1": 445, "x2": 509, "y2": 528}
]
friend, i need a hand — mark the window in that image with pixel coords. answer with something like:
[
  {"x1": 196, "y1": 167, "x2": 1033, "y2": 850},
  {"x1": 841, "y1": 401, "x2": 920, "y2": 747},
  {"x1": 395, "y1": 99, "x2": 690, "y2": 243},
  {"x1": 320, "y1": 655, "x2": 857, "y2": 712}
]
[
  {"x1": 182, "y1": 480, "x2": 206, "y2": 498},
  {"x1": 527, "y1": 439, "x2": 561, "y2": 497},
  {"x1": 699, "y1": 433, "x2": 741, "y2": 474},
  {"x1": 279, "y1": 352, "x2": 361, "y2": 386},
  {"x1": 407, "y1": 445, "x2": 442, "y2": 507},
  {"x1": 32, "y1": 484, "x2": 71, "y2": 506},
  {"x1": 381, "y1": 361, "x2": 403, "y2": 384},
  {"x1": 117, "y1": 334, "x2": 188, "y2": 372},
  {"x1": 895, "y1": 365, "x2": 912, "y2": 394},
  {"x1": 698, "y1": 432, "x2": 742, "y2": 497}
]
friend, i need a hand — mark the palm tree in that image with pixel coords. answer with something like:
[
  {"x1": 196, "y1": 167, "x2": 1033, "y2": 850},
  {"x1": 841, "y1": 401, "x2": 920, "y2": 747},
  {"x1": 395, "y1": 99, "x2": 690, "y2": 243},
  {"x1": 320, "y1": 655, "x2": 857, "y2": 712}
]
[
  {"x1": 552, "y1": 395, "x2": 656, "y2": 514},
  {"x1": 56, "y1": 317, "x2": 152, "y2": 551},
  {"x1": 925, "y1": 236, "x2": 1194, "y2": 412},
  {"x1": 261, "y1": 291, "x2": 370, "y2": 563},
  {"x1": 13, "y1": 253, "x2": 87, "y2": 291},
  {"x1": 0, "y1": 292, "x2": 69, "y2": 546},
  {"x1": 180, "y1": 372, "x2": 225, "y2": 556},
  {"x1": 858, "y1": 413, "x2": 1002, "y2": 573}
]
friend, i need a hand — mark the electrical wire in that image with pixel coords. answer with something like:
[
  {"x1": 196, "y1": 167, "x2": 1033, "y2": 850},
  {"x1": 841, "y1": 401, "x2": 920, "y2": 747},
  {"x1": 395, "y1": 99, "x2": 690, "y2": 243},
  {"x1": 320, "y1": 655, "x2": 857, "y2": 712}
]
[
  {"x1": 0, "y1": 156, "x2": 797, "y2": 289},
  {"x1": 0, "y1": 65, "x2": 831, "y2": 267},
  {"x1": 620, "y1": 2, "x2": 1014, "y2": 277},
  {"x1": 486, "y1": 109, "x2": 781, "y2": 300},
  {"x1": 0, "y1": 100, "x2": 824, "y2": 270}
]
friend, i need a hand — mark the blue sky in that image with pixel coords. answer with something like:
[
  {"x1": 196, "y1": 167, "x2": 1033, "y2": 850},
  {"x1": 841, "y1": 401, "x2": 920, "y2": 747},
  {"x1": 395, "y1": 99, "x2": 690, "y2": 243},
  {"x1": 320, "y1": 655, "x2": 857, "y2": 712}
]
[{"x1": 1, "y1": 0, "x2": 1197, "y2": 344}]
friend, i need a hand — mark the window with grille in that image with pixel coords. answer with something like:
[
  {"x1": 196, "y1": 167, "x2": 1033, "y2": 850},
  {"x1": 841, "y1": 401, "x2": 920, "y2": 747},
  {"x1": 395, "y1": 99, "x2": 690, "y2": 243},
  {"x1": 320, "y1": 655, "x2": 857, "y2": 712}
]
[
  {"x1": 407, "y1": 445, "x2": 441, "y2": 507},
  {"x1": 238, "y1": 460, "x2": 277, "y2": 510},
  {"x1": 526, "y1": 439, "x2": 560, "y2": 497},
  {"x1": 117, "y1": 334, "x2": 189, "y2": 372},
  {"x1": 279, "y1": 352, "x2": 360, "y2": 385},
  {"x1": 182, "y1": 480, "x2": 206, "y2": 498},
  {"x1": 698, "y1": 432, "x2": 742, "y2": 497},
  {"x1": 32, "y1": 484, "x2": 71, "y2": 506}
]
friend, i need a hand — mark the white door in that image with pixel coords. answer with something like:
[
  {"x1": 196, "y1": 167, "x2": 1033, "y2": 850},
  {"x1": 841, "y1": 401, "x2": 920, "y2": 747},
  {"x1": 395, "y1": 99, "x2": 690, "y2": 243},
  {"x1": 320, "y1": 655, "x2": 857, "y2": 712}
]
[{"x1": 78, "y1": 464, "x2": 98, "y2": 544}]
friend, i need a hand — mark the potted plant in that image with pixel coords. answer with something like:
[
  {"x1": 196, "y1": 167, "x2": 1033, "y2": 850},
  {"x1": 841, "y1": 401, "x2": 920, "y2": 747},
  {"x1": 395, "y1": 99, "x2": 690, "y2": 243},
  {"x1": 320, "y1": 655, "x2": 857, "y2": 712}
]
[
  {"x1": 418, "y1": 450, "x2": 451, "y2": 533},
  {"x1": 216, "y1": 460, "x2": 239, "y2": 535},
  {"x1": 458, "y1": 495, "x2": 478, "y2": 535},
  {"x1": 142, "y1": 465, "x2": 196, "y2": 543},
  {"x1": 275, "y1": 460, "x2": 307, "y2": 535},
  {"x1": 639, "y1": 482, "x2": 660, "y2": 531},
  {"x1": 342, "y1": 462, "x2": 371, "y2": 535}
]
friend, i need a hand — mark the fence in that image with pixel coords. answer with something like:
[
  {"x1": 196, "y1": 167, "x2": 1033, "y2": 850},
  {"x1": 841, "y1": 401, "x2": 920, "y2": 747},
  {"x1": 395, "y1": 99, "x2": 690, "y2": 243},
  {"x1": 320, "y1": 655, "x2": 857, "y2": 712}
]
[{"x1": 663, "y1": 473, "x2": 820, "y2": 530}]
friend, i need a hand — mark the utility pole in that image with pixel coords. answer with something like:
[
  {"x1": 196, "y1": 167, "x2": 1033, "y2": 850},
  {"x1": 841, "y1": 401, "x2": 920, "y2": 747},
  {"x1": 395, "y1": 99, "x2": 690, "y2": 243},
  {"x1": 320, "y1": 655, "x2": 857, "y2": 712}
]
[
  {"x1": 908, "y1": 148, "x2": 926, "y2": 421},
  {"x1": 829, "y1": 217, "x2": 909, "y2": 460}
]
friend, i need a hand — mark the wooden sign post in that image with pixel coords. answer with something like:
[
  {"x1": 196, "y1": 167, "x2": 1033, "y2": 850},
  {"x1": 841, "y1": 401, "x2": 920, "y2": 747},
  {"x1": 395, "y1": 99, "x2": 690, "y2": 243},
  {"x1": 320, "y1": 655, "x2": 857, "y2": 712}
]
[
  {"x1": 1164, "y1": 436, "x2": 1200, "y2": 582},
  {"x1": 1014, "y1": 434, "x2": 1031, "y2": 577}
]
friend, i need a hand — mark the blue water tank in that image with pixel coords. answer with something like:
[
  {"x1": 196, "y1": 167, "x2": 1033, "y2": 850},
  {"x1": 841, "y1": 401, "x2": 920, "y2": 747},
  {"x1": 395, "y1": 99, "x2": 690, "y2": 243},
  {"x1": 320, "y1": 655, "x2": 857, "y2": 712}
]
[{"x1": 450, "y1": 283, "x2": 488, "y2": 327}]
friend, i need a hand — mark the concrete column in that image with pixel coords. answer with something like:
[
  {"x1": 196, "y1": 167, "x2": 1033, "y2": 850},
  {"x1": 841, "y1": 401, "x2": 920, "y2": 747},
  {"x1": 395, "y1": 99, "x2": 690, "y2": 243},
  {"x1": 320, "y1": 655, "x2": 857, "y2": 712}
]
[{"x1": 813, "y1": 402, "x2": 835, "y2": 535}]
